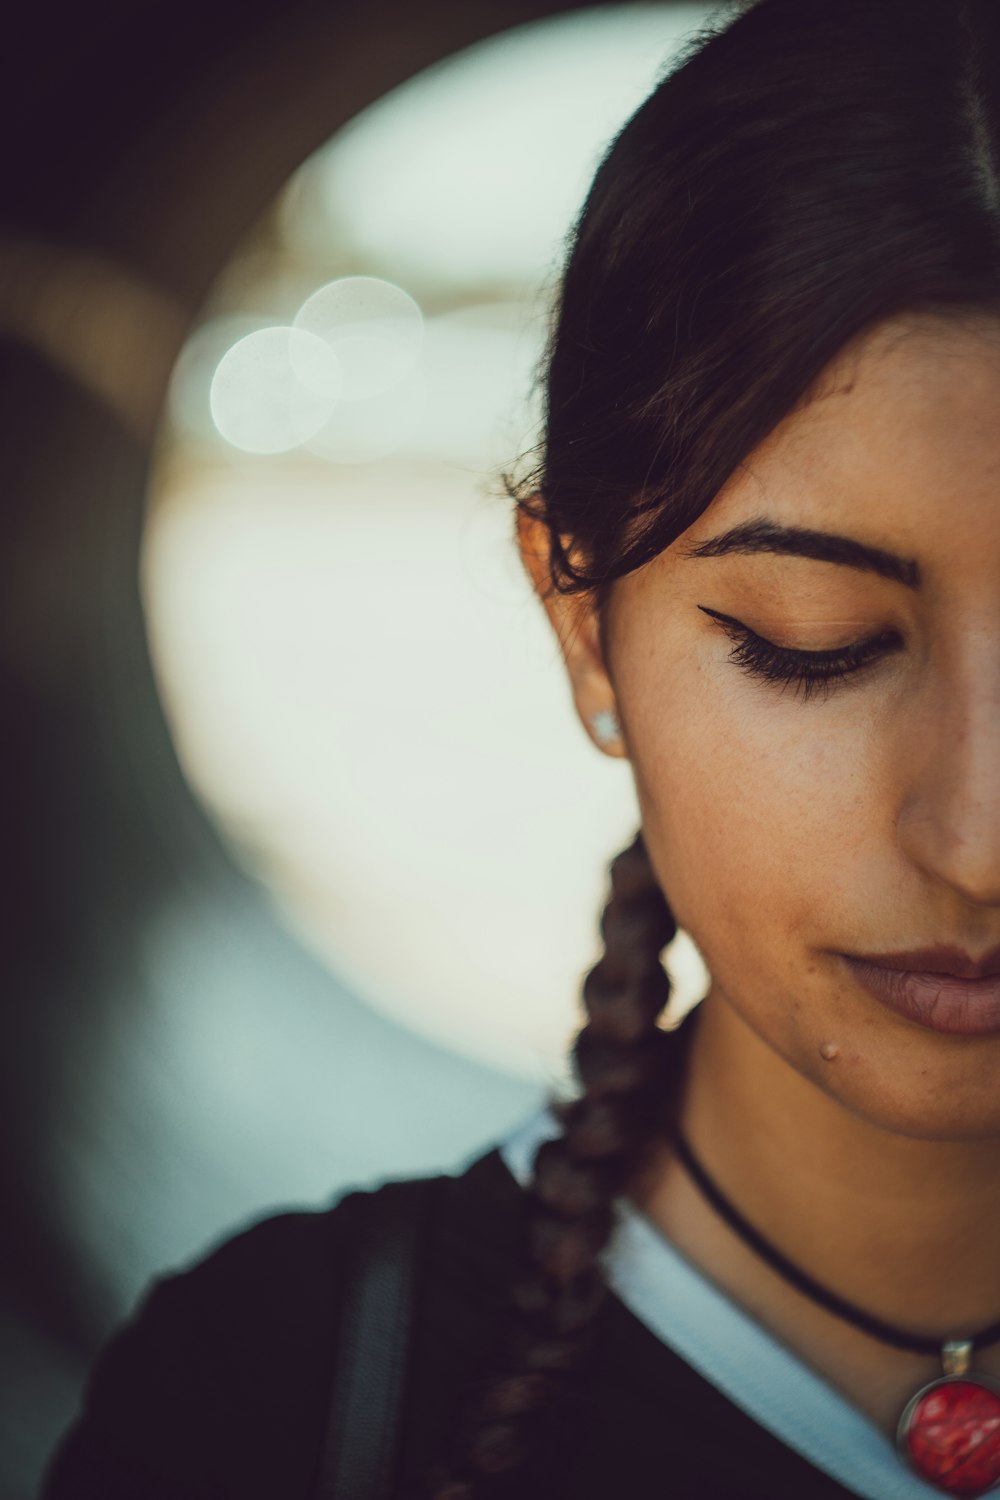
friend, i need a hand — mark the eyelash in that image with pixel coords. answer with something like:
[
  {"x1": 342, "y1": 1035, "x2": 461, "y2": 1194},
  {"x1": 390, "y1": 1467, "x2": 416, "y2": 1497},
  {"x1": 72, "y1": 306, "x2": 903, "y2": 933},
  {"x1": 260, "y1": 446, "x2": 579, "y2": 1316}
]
[{"x1": 698, "y1": 606, "x2": 902, "y2": 702}]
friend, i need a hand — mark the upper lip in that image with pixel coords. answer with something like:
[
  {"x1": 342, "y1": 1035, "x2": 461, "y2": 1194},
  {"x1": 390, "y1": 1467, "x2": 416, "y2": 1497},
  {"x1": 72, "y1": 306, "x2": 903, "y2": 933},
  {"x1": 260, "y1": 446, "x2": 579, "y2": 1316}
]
[{"x1": 846, "y1": 946, "x2": 1000, "y2": 980}]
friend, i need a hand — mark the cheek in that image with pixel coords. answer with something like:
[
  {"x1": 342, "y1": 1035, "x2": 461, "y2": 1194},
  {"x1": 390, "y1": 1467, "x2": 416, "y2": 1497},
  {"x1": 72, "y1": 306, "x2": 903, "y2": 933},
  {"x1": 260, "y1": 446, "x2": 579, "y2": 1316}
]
[{"x1": 623, "y1": 666, "x2": 871, "y2": 986}]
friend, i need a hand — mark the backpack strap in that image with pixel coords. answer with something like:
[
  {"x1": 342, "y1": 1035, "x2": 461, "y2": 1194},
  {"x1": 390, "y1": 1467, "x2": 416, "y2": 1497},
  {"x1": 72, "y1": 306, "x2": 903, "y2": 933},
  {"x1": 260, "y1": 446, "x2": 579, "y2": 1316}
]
[{"x1": 313, "y1": 1174, "x2": 439, "y2": 1500}]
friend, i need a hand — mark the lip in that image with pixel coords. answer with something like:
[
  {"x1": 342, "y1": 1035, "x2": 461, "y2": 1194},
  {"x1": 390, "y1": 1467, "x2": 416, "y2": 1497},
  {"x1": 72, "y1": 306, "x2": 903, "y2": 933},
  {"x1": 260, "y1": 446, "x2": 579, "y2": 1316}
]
[
  {"x1": 848, "y1": 946, "x2": 1000, "y2": 980},
  {"x1": 842, "y1": 951, "x2": 1000, "y2": 1036}
]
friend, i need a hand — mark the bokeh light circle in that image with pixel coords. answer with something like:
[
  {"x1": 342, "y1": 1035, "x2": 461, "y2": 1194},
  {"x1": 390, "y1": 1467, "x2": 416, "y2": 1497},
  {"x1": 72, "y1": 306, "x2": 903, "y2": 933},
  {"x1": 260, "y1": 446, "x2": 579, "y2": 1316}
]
[
  {"x1": 209, "y1": 326, "x2": 343, "y2": 453},
  {"x1": 293, "y1": 276, "x2": 424, "y2": 401}
]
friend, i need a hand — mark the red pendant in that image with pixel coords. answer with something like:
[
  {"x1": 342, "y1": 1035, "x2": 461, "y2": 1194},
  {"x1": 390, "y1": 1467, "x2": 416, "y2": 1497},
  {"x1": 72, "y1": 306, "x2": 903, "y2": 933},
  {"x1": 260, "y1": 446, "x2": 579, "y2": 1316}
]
[{"x1": 898, "y1": 1375, "x2": 1000, "y2": 1496}]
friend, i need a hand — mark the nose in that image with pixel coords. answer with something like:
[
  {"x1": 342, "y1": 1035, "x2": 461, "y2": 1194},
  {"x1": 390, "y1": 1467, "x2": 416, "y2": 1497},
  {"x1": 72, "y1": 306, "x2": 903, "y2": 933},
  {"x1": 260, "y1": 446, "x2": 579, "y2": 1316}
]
[{"x1": 895, "y1": 656, "x2": 1000, "y2": 908}]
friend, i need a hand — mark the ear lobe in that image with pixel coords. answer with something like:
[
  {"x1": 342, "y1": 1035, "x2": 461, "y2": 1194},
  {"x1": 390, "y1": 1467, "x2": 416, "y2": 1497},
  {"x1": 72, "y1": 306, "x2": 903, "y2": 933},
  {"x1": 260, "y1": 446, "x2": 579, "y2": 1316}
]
[{"x1": 515, "y1": 506, "x2": 627, "y2": 758}]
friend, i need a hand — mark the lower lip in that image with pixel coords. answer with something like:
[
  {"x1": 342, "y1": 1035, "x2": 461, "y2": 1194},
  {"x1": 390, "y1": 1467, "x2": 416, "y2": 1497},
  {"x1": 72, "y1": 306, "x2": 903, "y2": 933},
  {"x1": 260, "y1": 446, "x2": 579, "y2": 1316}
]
[{"x1": 842, "y1": 958, "x2": 1000, "y2": 1036}]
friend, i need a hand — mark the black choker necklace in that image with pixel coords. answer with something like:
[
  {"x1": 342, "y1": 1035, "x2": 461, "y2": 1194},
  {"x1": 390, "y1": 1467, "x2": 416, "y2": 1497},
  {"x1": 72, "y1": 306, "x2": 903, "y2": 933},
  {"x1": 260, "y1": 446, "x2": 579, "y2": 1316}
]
[{"x1": 672, "y1": 1127, "x2": 1000, "y2": 1498}]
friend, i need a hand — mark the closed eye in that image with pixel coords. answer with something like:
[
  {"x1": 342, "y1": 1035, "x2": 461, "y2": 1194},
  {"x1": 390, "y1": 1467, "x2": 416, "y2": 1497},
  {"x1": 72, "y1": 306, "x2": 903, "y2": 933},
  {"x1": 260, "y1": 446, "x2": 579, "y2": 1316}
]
[{"x1": 698, "y1": 606, "x2": 904, "y2": 702}]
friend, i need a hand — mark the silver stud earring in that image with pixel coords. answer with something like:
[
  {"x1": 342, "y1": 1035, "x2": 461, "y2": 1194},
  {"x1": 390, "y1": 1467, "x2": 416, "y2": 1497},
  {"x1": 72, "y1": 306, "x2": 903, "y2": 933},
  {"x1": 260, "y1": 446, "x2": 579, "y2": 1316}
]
[{"x1": 590, "y1": 708, "x2": 621, "y2": 747}]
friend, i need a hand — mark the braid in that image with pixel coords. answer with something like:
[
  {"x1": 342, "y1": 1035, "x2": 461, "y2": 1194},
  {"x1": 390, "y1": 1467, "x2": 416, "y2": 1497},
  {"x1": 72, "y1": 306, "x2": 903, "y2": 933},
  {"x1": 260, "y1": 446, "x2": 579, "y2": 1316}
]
[{"x1": 427, "y1": 828, "x2": 689, "y2": 1498}]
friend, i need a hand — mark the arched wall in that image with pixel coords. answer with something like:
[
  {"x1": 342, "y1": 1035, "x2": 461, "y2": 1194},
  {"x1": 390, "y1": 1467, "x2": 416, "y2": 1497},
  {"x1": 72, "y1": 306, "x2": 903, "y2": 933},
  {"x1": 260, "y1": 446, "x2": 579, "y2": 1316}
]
[{"x1": 0, "y1": 5, "x2": 689, "y2": 1494}]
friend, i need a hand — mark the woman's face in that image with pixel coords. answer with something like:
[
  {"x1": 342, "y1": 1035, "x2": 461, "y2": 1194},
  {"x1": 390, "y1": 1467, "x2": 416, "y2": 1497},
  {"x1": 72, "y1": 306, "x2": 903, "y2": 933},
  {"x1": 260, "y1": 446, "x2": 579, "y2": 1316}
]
[{"x1": 601, "y1": 311, "x2": 1000, "y2": 1141}]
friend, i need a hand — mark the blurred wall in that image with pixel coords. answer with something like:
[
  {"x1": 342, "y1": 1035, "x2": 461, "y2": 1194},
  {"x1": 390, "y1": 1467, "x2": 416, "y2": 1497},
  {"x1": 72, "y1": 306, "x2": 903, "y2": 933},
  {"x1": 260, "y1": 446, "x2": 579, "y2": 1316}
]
[{"x1": 0, "y1": 3, "x2": 681, "y2": 1494}]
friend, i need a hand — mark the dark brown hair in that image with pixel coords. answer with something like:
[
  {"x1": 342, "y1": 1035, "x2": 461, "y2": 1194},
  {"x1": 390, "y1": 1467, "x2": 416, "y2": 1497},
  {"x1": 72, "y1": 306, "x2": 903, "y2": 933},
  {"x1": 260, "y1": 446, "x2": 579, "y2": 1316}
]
[{"x1": 429, "y1": 0, "x2": 1000, "y2": 1491}]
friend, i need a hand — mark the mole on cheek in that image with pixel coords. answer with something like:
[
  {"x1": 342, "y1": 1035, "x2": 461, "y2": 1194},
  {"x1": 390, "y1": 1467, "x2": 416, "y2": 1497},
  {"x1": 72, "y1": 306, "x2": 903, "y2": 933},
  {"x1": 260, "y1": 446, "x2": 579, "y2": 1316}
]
[{"x1": 819, "y1": 1041, "x2": 840, "y2": 1062}]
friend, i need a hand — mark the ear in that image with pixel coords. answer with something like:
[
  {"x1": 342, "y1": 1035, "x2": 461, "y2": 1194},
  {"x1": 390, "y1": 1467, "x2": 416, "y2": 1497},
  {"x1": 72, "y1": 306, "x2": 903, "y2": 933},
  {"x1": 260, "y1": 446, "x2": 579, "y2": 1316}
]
[{"x1": 516, "y1": 506, "x2": 628, "y2": 758}]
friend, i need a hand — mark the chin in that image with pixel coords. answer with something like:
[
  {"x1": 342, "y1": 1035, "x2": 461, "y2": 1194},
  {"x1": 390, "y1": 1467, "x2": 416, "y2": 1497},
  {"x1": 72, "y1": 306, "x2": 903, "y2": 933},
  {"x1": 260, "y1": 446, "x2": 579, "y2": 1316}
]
[{"x1": 805, "y1": 1032, "x2": 1000, "y2": 1143}]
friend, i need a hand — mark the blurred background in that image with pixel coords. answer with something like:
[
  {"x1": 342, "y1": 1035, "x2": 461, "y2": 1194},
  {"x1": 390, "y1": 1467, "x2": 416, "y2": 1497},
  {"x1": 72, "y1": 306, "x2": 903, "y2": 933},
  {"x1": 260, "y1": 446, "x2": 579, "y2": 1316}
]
[{"x1": 1, "y1": 2, "x2": 716, "y2": 1493}]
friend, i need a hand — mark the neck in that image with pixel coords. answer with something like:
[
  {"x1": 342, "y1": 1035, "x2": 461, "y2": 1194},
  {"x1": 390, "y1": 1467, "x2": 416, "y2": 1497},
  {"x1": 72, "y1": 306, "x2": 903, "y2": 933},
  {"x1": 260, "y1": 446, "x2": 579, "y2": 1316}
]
[{"x1": 657, "y1": 992, "x2": 1000, "y2": 1337}]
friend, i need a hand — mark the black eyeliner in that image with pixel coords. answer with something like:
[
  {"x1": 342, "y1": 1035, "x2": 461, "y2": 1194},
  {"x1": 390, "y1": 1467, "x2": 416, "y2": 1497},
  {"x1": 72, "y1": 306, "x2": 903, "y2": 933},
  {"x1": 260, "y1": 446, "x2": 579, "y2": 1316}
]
[{"x1": 697, "y1": 606, "x2": 901, "y2": 701}]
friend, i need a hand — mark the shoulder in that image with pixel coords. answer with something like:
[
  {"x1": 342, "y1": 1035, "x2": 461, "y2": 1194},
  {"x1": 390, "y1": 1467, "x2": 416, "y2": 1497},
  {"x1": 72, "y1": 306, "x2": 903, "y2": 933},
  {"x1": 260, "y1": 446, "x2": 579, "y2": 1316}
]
[
  {"x1": 143, "y1": 1173, "x2": 394, "y2": 1333},
  {"x1": 163, "y1": 1141, "x2": 525, "y2": 1332},
  {"x1": 42, "y1": 1145, "x2": 526, "y2": 1498}
]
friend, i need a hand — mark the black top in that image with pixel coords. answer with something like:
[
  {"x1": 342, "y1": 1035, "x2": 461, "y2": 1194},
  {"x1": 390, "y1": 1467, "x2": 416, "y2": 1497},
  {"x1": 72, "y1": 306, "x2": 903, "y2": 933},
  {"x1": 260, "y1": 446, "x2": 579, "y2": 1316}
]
[{"x1": 41, "y1": 1144, "x2": 868, "y2": 1499}]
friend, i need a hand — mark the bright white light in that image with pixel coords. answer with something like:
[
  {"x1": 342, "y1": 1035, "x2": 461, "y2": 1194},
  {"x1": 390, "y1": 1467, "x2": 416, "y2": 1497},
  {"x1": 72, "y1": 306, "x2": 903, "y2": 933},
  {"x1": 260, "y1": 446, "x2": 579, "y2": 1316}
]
[
  {"x1": 294, "y1": 276, "x2": 424, "y2": 400},
  {"x1": 209, "y1": 326, "x2": 343, "y2": 454},
  {"x1": 143, "y1": 466, "x2": 710, "y2": 1078},
  {"x1": 306, "y1": 366, "x2": 427, "y2": 465},
  {"x1": 406, "y1": 304, "x2": 545, "y2": 469},
  {"x1": 149, "y1": 4, "x2": 720, "y2": 1079},
  {"x1": 304, "y1": 303, "x2": 543, "y2": 469},
  {"x1": 284, "y1": 4, "x2": 717, "y2": 289}
]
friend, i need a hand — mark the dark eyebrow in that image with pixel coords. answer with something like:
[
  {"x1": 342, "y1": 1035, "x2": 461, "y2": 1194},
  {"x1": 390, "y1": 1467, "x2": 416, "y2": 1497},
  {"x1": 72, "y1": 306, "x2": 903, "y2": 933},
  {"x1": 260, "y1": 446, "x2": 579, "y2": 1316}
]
[{"x1": 681, "y1": 518, "x2": 920, "y2": 588}]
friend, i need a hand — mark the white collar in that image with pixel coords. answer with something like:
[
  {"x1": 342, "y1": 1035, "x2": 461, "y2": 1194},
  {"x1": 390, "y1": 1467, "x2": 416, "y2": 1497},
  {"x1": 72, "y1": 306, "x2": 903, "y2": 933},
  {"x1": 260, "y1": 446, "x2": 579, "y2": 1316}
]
[{"x1": 499, "y1": 1104, "x2": 945, "y2": 1500}]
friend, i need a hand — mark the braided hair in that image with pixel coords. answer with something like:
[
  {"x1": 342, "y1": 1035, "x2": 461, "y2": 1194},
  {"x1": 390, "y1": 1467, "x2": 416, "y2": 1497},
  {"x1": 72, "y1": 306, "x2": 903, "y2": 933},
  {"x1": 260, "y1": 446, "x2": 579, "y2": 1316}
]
[
  {"x1": 428, "y1": 829, "x2": 686, "y2": 1497},
  {"x1": 429, "y1": 0, "x2": 1000, "y2": 1489}
]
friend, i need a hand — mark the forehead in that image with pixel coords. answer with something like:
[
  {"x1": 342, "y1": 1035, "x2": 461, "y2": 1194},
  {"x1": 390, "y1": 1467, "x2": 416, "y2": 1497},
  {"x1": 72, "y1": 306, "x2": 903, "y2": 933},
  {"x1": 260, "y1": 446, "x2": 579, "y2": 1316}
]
[{"x1": 691, "y1": 311, "x2": 1000, "y2": 550}]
